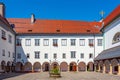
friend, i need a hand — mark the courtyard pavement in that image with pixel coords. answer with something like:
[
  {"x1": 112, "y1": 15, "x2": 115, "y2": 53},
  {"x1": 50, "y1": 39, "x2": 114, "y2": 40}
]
[{"x1": 0, "y1": 72, "x2": 120, "y2": 80}]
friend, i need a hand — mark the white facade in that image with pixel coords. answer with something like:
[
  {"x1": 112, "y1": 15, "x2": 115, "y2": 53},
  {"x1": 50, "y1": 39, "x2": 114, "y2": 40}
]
[
  {"x1": 104, "y1": 17, "x2": 120, "y2": 49},
  {"x1": 15, "y1": 34, "x2": 103, "y2": 71},
  {"x1": 0, "y1": 19, "x2": 15, "y2": 72}
]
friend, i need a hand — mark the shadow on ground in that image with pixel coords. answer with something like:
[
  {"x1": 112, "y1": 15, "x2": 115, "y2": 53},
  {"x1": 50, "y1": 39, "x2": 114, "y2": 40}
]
[{"x1": 0, "y1": 72, "x2": 26, "y2": 80}]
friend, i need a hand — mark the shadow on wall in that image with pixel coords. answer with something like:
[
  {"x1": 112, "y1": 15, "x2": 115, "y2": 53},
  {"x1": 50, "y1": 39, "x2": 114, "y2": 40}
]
[{"x1": 15, "y1": 42, "x2": 29, "y2": 73}]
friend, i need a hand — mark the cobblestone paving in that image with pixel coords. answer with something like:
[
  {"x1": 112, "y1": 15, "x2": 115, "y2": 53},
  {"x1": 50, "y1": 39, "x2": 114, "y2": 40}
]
[{"x1": 0, "y1": 72, "x2": 120, "y2": 80}]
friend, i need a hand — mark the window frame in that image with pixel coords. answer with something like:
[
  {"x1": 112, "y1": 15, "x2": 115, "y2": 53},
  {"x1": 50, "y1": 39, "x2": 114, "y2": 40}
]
[
  {"x1": 71, "y1": 39, "x2": 76, "y2": 46},
  {"x1": 71, "y1": 51, "x2": 76, "y2": 58},
  {"x1": 25, "y1": 39, "x2": 31, "y2": 46},
  {"x1": 43, "y1": 39, "x2": 49, "y2": 46},
  {"x1": 35, "y1": 51, "x2": 40, "y2": 59},
  {"x1": 35, "y1": 39, "x2": 40, "y2": 46},
  {"x1": 61, "y1": 39, "x2": 67, "y2": 46},
  {"x1": 79, "y1": 39, "x2": 85, "y2": 46}
]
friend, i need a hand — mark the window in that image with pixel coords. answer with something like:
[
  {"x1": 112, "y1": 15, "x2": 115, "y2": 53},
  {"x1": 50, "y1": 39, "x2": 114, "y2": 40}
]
[
  {"x1": 12, "y1": 53, "x2": 15, "y2": 58},
  {"x1": 8, "y1": 51, "x2": 10, "y2": 57},
  {"x1": 35, "y1": 39, "x2": 40, "y2": 46},
  {"x1": 17, "y1": 53, "x2": 21, "y2": 59},
  {"x1": 88, "y1": 39, "x2": 94, "y2": 47},
  {"x1": 1, "y1": 30, "x2": 6, "y2": 40},
  {"x1": 53, "y1": 39, "x2": 58, "y2": 47},
  {"x1": 43, "y1": 39, "x2": 49, "y2": 46},
  {"x1": 61, "y1": 39, "x2": 67, "y2": 46},
  {"x1": 71, "y1": 39, "x2": 76, "y2": 46},
  {"x1": 97, "y1": 39, "x2": 103, "y2": 46},
  {"x1": 113, "y1": 32, "x2": 120, "y2": 44},
  {"x1": 26, "y1": 53, "x2": 30, "y2": 58},
  {"x1": 2, "y1": 49, "x2": 5, "y2": 56},
  {"x1": 16, "y1": 39, "x2": 21, "y2": 46},
  {"x1": 62, "y1": 53, "x2": 66, "y2": 59},
  {"x1": 79, "y1": 39, "x2": 85, "y2": 46},
  {"x1": 44, "y1": 53, "x2": 48, "y2": 59},
  {"x1": 71, "y1": 51, "x2": 76, "y2": 58},
  {"x1": 80, "y1": 53, "x2": 84, "y2": 59},
  {"x1": 89, "y1": 53, "x2": 93, "y2": 59},
  {"x1": 35, "y1": 51, "x2": 40, "y2": 59},
  {"x1": 53, "y1": 53, "x2": 57, "y2": 59},
  {"x1": 25, "y1": 39, "x2": 31, "y2": 46},
  {"x1": 8, "y1": 35, "x2": 12, "y2": 43}
]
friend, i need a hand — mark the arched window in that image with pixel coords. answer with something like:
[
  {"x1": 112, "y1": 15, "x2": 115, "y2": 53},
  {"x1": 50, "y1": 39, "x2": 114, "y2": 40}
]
[{"x1": 112, "y1": 32, "x2": 120, "y2": 44}]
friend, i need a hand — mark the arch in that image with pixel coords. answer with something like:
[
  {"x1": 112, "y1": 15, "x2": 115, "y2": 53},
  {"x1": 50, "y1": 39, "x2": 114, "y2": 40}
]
[
  {"x1": 1, "y1": 60, "x2": 6, "y2": 71},
  {"x1": 6, "y1": 61, "x2": 11, "y2": 72},
  {"x1": 78, "y1": 62, "x2": 86, "y2": 71},
  {"x1": 94, "y1": 61, "x2": 99, "y2": 71},
  {"x1": 42, "y1": 62, "x2": 49, "y2": 72},
  {"x1": 15, "y1": 62, "x2": 23, "y2": 72},
  {"x1": 99, "y1": 61, "x2": 104, "y2": 72},
  {"x1": 112, "y1": 32, "x2": 120, "y2": 43},
  {"x1": 51, "y1": 62, "x2": 59, "y2": 69},
  {"x1": 33, "y1": 62, "x2": 41, "y2": 72},
  {"x1": 87, "y1": 62, "x2": 94, "y2": 71},
  {"x1": 104, "y1": 60, "x2": 110, "y2": 73},
  {"x1": 24, "y1": 62, "x2": 32, "y2": 72},
  {"x1": 60, "y1": 62, "x2": 68, "y2": 72},
  {"x1": 111, "y1": 59, "x2": 119, "y2": 74},
  {"x1": 69, "y1": 62, "x2": 77, "y2": 71}
]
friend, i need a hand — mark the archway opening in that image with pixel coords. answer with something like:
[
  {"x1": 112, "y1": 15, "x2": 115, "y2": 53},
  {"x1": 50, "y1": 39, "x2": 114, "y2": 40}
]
[
  {"x1": 1, "y1": 61, "x2": 6, "y2": 71},
  {"x1": 87, "y1": 62, "x2": 94, "y2": 71},
  {"x1": 78, "y1": 62, "x2": 86, "y2": 71},
  {"x1": 15, "y1": 62, "x2": 23, "y2": 72},
  {"x1": 60, "y1": 62, "x2": 68, "y2": 72},
  {"x1": 69, "y1": 62, "x2": 77, "y2": 71},
  {"x1": 42, "y1": 62, "x2": 49, "y2": 72},
  {"x1": 24, "y1": 62, "x2": 32, "y2": 72},
  {"x1": 33, "y1": 62, "x2": 41, "y2": 72}
]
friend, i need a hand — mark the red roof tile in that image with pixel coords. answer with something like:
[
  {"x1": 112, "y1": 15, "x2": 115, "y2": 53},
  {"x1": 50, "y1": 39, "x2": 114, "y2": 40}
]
[
  {"x1": 103, "y1": 5, "x2": 120, "y2": 27},
  {"x1": 7, "y1": 18, "x2": 102, "y2": 34}
]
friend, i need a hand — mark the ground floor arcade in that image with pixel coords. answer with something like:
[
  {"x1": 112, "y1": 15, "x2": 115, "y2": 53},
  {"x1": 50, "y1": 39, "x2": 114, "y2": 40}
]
[
  {"x1": 94, "y1": 58, "x2": 120, "y2": 75},
  {"x1": 2, "y1": 61, "x2": 94, "y2": 72}
]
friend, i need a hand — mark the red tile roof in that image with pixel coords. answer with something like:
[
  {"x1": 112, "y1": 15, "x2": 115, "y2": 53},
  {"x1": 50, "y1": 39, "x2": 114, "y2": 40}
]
[
  {"x1": 103, "y1": 5, "x2": 120, "y2": 27},
  {"x1": 7, "y1": 18, "x2": 102, "y2": 34}
]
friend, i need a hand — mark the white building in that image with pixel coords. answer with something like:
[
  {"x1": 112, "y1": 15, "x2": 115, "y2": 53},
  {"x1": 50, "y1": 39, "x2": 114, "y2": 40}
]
[
  {"x1": 8, "y1": 16, "x2": 103, "y2": 72},
  {"x1": 95, "y1": 5, "x2": 120, "y2": 75},
  {"x1": 0, "y1": 3, "x2": 15, "y2": 72}
]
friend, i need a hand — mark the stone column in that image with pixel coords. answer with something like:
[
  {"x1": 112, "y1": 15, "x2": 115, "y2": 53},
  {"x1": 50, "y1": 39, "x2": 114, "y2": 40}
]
[
  {"x1": 32, "y1": 66, "x2": 34, "y2": 72},
  {"x1": 118, "y1": 64, "x2": 120, "y2": 75},
  {"x1": 94, "y1": 65, "x2": 97, "y2": 72},
  {"x1": 76, "y1": 65, "x2": 78, "y2": 72},
  {"x1": 97, "y1": 65, "x2": 100, "y2": 72},
  {"x1": 109, "y1": 64, "x2": 112, "y2": 74},
  {"x1": 68, "y1": 65, "x2": 69, "y2": 72},
  {"x1": 85, "y1": 66, "x2": 87, "y2": 72},
  {"x1": 103, "y1": 64, "x2": 106, "y2": 73}
]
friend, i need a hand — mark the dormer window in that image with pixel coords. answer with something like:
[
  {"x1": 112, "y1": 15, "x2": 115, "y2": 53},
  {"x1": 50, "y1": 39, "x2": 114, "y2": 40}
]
[
  {"x1": 28, "y1": 30, "x2": 32, "y2": 32},
  {"x1": 56, "y1": 29, "x2": 60, "y2": 32},
  {"x1": 87, "y1": 30, "x2": 91, "y2": 32},
  {"x1": 112, "y1": 32, "x2": 120, "y2": 44}
]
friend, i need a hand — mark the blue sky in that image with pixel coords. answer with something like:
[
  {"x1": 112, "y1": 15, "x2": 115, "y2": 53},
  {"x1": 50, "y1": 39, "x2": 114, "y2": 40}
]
[{"x1": 0, "y1": 0, "x2": 120, "y2": 21}]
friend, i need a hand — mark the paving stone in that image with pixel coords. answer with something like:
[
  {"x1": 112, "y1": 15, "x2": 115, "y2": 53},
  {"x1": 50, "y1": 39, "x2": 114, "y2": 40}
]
[{"x1": 0, "y1": 72, "x2": 120, "y2": 80}]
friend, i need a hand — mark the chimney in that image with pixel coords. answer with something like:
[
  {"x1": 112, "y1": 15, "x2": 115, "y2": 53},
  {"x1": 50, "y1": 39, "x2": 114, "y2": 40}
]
[
  {"x1": 0, "y1": 3, "x2": 5, "y2": 17},
  {"x1": 31, "y1": 14, "x2": 35, "y2": 24}
]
